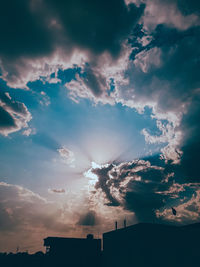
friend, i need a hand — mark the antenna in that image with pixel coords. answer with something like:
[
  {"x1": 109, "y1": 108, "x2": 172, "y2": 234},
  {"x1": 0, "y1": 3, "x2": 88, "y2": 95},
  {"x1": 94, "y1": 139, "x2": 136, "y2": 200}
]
[{"x1": 115, "y1": 221, "x2": 118, "y2": 230}]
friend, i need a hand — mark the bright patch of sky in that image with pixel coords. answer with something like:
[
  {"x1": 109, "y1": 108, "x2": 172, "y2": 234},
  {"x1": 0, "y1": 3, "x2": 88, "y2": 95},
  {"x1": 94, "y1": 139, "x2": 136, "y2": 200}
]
[{"x1": 0, "y1": 71, "x2": 165, "y2": 196}]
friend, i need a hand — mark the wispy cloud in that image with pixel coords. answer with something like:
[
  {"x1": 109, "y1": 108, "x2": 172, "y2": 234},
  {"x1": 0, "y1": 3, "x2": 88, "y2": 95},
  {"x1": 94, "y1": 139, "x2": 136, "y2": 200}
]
[{"x1": 57, "y1": 147, "x2": 75, "y2": 166}]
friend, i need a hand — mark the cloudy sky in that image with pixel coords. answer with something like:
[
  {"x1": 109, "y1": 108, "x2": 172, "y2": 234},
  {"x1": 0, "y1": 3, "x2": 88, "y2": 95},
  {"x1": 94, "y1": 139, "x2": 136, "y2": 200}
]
[{"x1": 0, "y1": 0, "x2": 200, "y2": 252}]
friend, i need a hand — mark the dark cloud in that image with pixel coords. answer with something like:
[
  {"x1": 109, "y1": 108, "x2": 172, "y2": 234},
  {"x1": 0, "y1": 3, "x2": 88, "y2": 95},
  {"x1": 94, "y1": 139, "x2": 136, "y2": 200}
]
[
  {"x1": 91, "y1": 159, "x2": 168, "y2": 221},
  {"x1": 156, "y1": 183, "x2": 200, "y2": 224},
  {"x1": 65, "y1": 63, "x2": 112, "y2": 101},
  {"x1": 77, "y1": 210, "x2": 99, "y2": 226},
  {"x1": 0, "y1": 0, "x2": 145, "y2": 89},
  {"x1": 141, "y1": 0, "x2": 200, "y2": 31},
  {"x1": 0, "y1": 91, "x2": 31, "y2": 136},
  {"x1": 81, "y1": 65, "x2": 107, "y2": 97},
  {"x1": 177, "y1": 94, "x2": 200, "y2": 182},
  {"x1": 177, "y1": 0, "x2": 200, "y2": 15},
  {"x1": 129, "y1": 25, "x2": 200, "y2": 106},
  {"x1": 44, "y1": 0, "x2": 145, "y2": 57},
  {"x1": 94, "y1": 164, "x2": 120, "y2": 206},
  {"x1": 0, "y1": 0, "x2": 53, "y2": 59},
  {"x1": 124, "y1": 23, "x2": 200, "y2": 177},
  {"x1": 0, "y1": 106, "x2": 16, "y2": 128},
  {"x1": 90, "y1": 158, "x2": 200, "y2": 223}
]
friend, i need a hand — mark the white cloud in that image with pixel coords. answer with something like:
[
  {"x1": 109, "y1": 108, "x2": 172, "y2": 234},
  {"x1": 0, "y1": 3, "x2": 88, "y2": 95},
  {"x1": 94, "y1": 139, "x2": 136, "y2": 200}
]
[
  {"x1": 22, "y1": 128, "x2": 36, "y2": 137},
  {"x1": 65, "y1": 45, "x2": 131, "y2": 106},
  {"x1": 142, "y1": 118, "x2": 183, "y2": 164},
  {"x1": 0, "y1": 48, "x2": 87, "y2": 89},
  {"x1": 57, "y1": 147, "x2": 75, "y2": 166}
]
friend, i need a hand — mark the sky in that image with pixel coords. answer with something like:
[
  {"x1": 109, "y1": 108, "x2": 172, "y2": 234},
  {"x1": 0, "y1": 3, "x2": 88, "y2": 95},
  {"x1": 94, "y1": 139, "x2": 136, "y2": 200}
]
[{"x1": 0, "y1": 0, "x2": 200, "y2": 253}]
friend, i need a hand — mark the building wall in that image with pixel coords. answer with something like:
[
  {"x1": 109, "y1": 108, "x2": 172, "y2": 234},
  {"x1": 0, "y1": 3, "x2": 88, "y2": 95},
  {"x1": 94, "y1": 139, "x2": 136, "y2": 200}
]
[
  {"x1": 103, "y1": 223, "x2": 200, "y2": 267},
  {"x1": 44, "y1": 238, "x2": 101, "y2": 267}
]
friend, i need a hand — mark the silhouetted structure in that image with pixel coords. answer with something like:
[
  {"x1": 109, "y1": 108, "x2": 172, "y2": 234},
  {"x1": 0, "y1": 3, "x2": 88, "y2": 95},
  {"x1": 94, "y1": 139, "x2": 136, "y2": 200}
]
[
  {"x1": 103, "y1": 222, "x2": 200, "y2": 267},
  {"x1": 123, "y1": 219, "x2": 126, "y2": 228},
  {"x1": 1, "y1": 223, "x2": 200, "y2": 267},
  {"x1": 44, "y1": 234, "x2": 101, "y2": 267},
  {"x1": 0, "y1": 251, "x2": 45, "y2": 267}
]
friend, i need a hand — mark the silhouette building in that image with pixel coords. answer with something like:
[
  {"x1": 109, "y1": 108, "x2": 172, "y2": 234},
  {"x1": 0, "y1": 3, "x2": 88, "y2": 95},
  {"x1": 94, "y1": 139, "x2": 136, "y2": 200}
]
[
  {"x1": 44, "y1": 234, "x2": 101, "y2": 267},
  {"x1": 103, "y1": 222, "x2": 200, "y2": 267},
  {"x1": 1, "y1": 222, "x2": 200, "y2": 267}
]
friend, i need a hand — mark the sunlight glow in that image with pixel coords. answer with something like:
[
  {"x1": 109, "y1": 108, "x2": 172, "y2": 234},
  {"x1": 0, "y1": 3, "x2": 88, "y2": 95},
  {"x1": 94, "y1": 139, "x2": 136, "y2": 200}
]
[
  {"x1": 84, "y1": 161, "x2": 100, "y2": 185},
  {"x1": 81, "y1": 130, "x2": 128, "y2": 165}
]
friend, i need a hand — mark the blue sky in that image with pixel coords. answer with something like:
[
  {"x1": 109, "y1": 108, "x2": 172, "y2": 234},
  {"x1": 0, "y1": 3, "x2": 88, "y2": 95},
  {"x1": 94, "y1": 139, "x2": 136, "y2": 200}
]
[{"x1": 0, "y1": 76, "x2": 163, "y2": 194}]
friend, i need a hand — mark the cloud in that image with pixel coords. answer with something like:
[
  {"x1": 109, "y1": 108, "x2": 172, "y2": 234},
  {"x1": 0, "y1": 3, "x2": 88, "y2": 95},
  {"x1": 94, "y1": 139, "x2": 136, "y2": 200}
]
[
  {"x1": 66, "y1": 64, "x2": 109, "y2": 103},
  {"x1": 57, "y1": 147, "x2": 75, "y2": 166},
  {"x1": 22, "y1": 128, "x2": 36, "y2": 136},
  {"x1": 0, "y1": 0, "x2": 54, "y2": 88},
  {"x1": 0, "y1": 182, "x2": 70, "y2": 233},
  {"x1": 0, "y1": 91, "x2": 32, "y2": 136},
  {"x1": 0, "y1": 50, "x2": 83, "y2": 89},
  {"x1": 177, "y1": 0, "x2": 200, "y2": 16},
  {"x1": 77, "y1": 210, "x2": 99, "y2": 226},
  {"x1": 0, "y1": 180, "x2": 132, "y2": 251},
  {"x1": 141, "y1": 0, "x2": 200, "y2": 31},
  {"x1": 0, "y1": 181, "x2": 92, "y2": 252},
  {"x1": 59, "y1": 15, "x2": 200, "y2": 167},
  {"x1": 43, "y1": 0, "x2": 145, "y2": 57},
  {"x1": 0, "y1": 0, "x2": 199, "y2": 174},
  {"x1": 65, "y1": 47, "x2": 131, "y2": 105},
  {"x1": 0, "y1": 0, "x2": 200, "y2": 230},
  {"x1": 111, "y1": 22, "x2": 200, "y2": 167},
  {"x1": 48, "y1": 188, "x2": 66, "y2": 194},
  {"x1": 142, "y1": 118, "x2": 183, "y2": 164},
  {"x1": 0, "y1": 0, "x2": 144, "y2": 88},
  {"x1": 39, "y1": 91, "x2": 51, "y2": 107},
  {"x1": 89, "y1": 159, "x2": 169, "y2": 221},
  {"x1": 88, "y1": 158, "x2": 200, "y2": 223},
  {"x1": 156, "y1": 183, "x2": 200, "y2": 224},
  {"x1": 32, "y1": 134, "x2": 75, "y2": 166},
  {"x1": 3, "y1": 0, "x2": 198, "y2": 170},
  {"x1": 0, "y1": 0, "x2": 53, "y2": 59}
]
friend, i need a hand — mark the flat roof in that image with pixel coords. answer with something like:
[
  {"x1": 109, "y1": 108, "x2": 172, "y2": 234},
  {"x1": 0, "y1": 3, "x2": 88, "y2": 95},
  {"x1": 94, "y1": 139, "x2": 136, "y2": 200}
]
[
  {"x1": 44, "y1": 236, "x2": 101, "y2": 246},
  {"x1": 103, "y1": 222, "x2": 200, "y2": 236}
]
